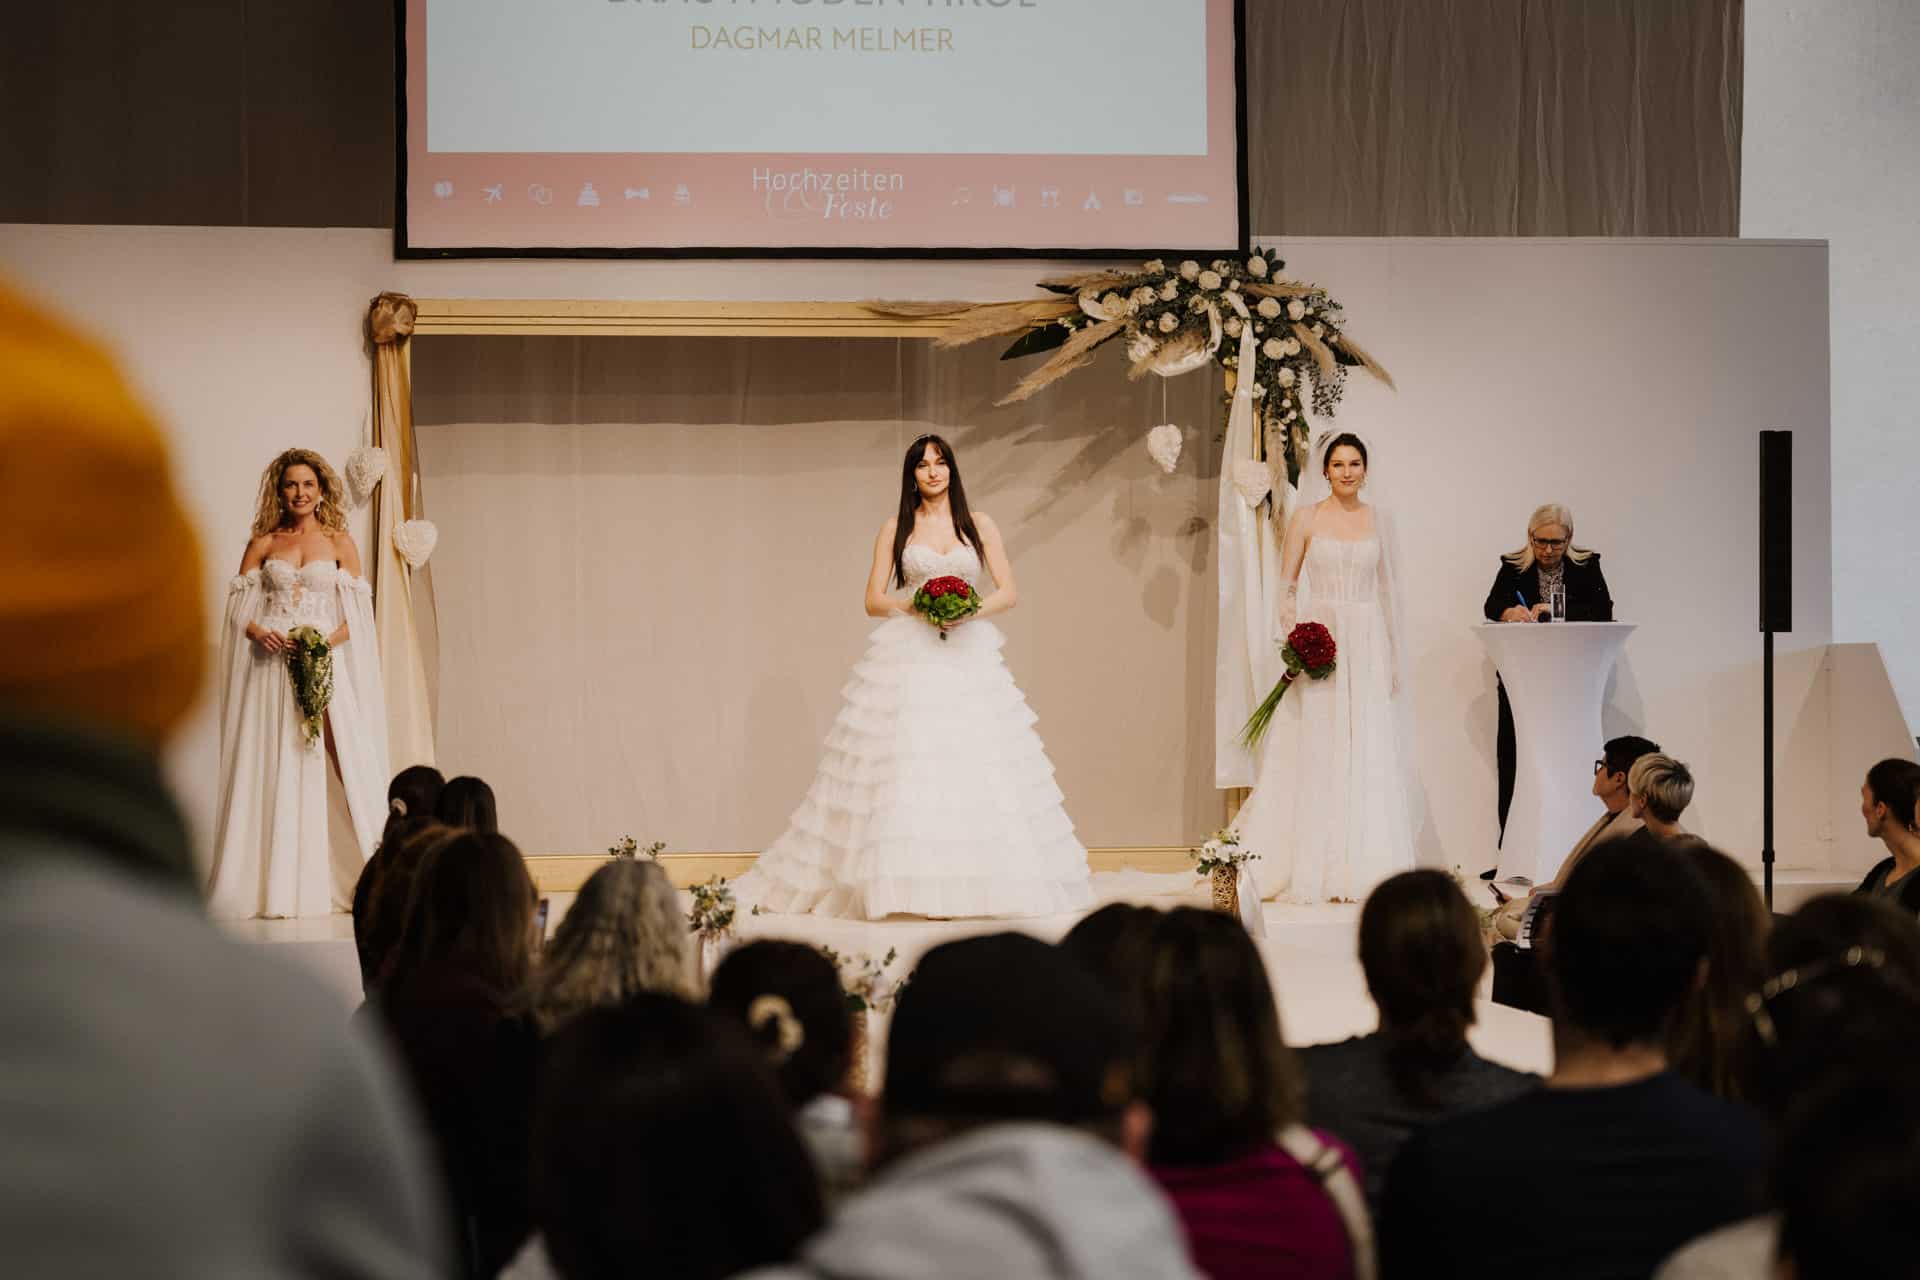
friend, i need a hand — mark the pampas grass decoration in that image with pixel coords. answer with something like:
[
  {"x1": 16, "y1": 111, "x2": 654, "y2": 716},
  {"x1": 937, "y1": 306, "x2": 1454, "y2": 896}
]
[
  {"x1": 1292, "y1": 322, "x2": 1338, "y2": 380},
  {"x1": 1331, "y1": 332, "x2": 1395, "y2": 390},
  {"x1": 996, "y1": 317, "x2": 1123, "y2": 404}
]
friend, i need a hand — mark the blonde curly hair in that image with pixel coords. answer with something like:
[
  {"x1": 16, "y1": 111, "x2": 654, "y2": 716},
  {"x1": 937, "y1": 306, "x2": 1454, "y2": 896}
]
[
  {"x1": 529, "y1": 858, "x2": 697, "y2": 1033},
  {"x1": 251, "y1": 448, "x2": 348, "y2": 537}
]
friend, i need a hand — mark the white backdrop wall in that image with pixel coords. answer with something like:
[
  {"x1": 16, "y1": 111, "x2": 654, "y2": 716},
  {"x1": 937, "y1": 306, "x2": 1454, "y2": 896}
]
[
  {"x1": 1746, "y1": 0, "x2": 1920, "y2": 736},
  {"x1": 0, "y1": 226, "x2": 1848, "y2": 878}
]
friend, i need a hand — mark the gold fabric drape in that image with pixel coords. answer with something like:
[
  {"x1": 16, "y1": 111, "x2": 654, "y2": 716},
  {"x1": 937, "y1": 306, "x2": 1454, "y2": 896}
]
[{"x1": 367, "y1": 291, "x2": 436, "y2": 770}]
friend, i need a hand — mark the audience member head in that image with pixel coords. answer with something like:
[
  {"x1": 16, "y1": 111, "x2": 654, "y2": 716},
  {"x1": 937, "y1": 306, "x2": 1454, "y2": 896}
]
[
  {"x1": 350, "y1": 814, "x2": 445, "y2": 991},
  {"x1": 1862, "y1": 758, "x2": 1920, "y2": 843},
  {"x1": 1626, "y1": 753, "x2": 1694, "y2": 834},
  {"x1": 1545, "y1": 841, "x2": 1711, "y2": 1052},
  {"x1": 1774, "y1": 1074, "x2": 1920, "y2": 1280},
  {"x1": 436, "y1": 774, "x2": 499, "y2": 832},
  {"x1": 1358, "y1": 870, "x2": 1486, "y2": 1105},
  {"x1": 1741, "y1": 893, "x2": 1920, "y2": 1117},
  {"x1": 389, "y1": 829, "x2": 538, "y2": 997},
  {"x1": 880, "y1": 932, "x2": 1142, "y2": 1164},
  {"x1": 710, "y1": 940, "x2": 854, "y2": 1109},
  {"x1": 1138, "y1": 908, "x2": 1303, "y2": 1166},
  {"x1": 1665, "y1": 843, "x2": 1770, "y2": 1100},
  {"x1": 1058, "y1": 902, "x2": 1162, "y2": 1004},
  {"x1": 529, "y1": 858, "x2": 695, "y2": 1033},
  {"x1": 385, "y1": 765, "x2": 445, "y2": 830},
  {"x1": 1594, "y1": 734, "x2": 1661, "y2": 810},
  {"x1": 0, "y1": 283, "x2": 204, "y2": 749},
  {"x1": 533, "y1": 994, "x2": 824, "y2": 1280}
]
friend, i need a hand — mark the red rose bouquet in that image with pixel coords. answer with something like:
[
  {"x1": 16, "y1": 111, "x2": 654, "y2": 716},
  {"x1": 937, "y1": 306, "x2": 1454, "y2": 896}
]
[
  {"x1": 1239, "y1": 621, "x2": 1337, "y2": 747},
  {"x1": 912, "y1": 574, "x2": 981, "y2": 641}
]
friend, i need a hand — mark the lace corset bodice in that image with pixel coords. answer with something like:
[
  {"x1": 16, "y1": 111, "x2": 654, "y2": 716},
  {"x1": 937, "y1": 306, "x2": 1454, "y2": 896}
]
[
  {"x1": 1304, "y1": 537, "x2": 1383, "y2": 606},
  {"x1": 254, "y1": 559, "x2": 342, "y2": 630},
  {"x1": 901, "y1": 542, "x2": 981, "y2": 592}
]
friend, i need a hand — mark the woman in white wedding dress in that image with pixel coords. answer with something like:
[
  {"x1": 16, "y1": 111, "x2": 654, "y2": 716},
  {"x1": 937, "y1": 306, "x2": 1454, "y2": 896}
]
[
  {"x1": 1234, "y1": 432, "x2": 1418, "y2": 903},
  {"x1": 737, "y1": 435, "x2": 1093, "y2": 920},
  {"x1": 206, "y1": 449, "x2": 389, "y2": 919}
]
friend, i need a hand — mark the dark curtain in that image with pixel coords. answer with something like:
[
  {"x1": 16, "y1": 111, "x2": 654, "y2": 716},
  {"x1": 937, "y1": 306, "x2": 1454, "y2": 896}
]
[{"x1": 1, "y1": 0, "x2": 1740, "y2": 236}]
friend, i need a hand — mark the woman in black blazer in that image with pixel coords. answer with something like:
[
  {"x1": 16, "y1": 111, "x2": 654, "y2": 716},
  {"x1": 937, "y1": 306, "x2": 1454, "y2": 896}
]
[{"x1": 1482, "y1": 504, "x2": 1614, "y2": 847}]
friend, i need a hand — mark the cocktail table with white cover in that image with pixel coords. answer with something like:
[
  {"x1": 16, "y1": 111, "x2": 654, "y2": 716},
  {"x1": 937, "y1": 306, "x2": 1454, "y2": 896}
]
[{"x1": 1474, "y1": 621, "x2": 1637, "y2": 887}]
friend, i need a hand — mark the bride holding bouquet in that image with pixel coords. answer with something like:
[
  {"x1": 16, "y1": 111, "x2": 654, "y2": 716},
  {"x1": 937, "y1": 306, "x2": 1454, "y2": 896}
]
[
  {"x1": 1233, "y1": 431, "x2": 1419, "y2": 903},
  {"x1": 737, "y1": 434, "x2": 1092, "y2": 920}
]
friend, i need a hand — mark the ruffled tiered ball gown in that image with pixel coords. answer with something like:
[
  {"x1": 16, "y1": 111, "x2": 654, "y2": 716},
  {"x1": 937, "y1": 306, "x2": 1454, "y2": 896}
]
[
  {"x1": 205, "y1": 557, "x2": 389, "y2": 919},
  {"x1": 737, "y1": 543, "x2": 1093, "y2": 920}
]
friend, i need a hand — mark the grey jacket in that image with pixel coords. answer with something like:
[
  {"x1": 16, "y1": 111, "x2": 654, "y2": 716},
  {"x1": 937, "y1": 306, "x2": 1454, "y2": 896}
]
[
  {"x1": 742, "y1": 1123, "x2": 1204, "y2": 1280},
  {"x1": 0, "y1": 718, "x2": 447, "y2": 1277}
]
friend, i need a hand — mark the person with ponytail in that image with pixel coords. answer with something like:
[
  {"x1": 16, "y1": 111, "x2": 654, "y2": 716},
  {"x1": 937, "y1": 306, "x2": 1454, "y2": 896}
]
[
  {"x1": 1300, "y1": 871, "x2": 1537, "y2": 1214},
  {"x1": 1857, "y1": 758, "x2": 1920, "y2": 915},
  {"x1": 735, "y1": 433, "x2": 1091, "y2": 920},
  {"x1": 708, "y1": 940, "x2": 864, "y2": 1205}
]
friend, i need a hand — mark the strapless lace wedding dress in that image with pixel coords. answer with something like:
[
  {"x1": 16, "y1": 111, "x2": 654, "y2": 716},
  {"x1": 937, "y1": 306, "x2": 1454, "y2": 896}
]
[
  {"x1": 736, "y1": 543, "x2": 1093, "y2": 920},
  {"x1": 1233, "y1": 536, "x2": 1417, "y2": 903}
]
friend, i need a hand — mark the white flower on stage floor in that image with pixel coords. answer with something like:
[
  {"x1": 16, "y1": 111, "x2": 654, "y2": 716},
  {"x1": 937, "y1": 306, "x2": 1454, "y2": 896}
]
[
  {"x1": 1146, "y1": 423, "x2": 1184, "y2": 474},
  {"x1": 392, "y1": 519, "x2": 439, "y2": 568},
  {"x1": 1230, "y1": 457, "x2": 1271, "y2": 508},
  {"x1": 344, "y1": 446, "x2": 388, "y2": 509}
]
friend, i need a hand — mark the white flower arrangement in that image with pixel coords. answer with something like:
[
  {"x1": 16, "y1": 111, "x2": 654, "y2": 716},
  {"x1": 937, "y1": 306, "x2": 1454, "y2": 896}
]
[
  {"x1": 1257, "y1": 297, "x2": 1282, "y2": 320},
  {"x1": 1283, "y1": 338, "x2": 1302, "y2": 356},
  {"x1": 392, "y1": 518, "x2": 438, "y2": 568},
  {"x1": 1287, "y1": 299, "x2": 1307, "y2": 321},
  {"x1": 1277, "y1": 366, "x2": 1297, "y2": 386},
  {"x1": 1224, "y1": 317, "x2": 1243, "y2": 337},
  {"x1": 344, "y1": 446, "x2": 388, "y2": 510},
  {"x1": 1178, "y1": 260, "x2": 1200, "y2": 280},
  {"x1": 608, "y1": 835, "x2": 665, "y2": 859},
  {"x1": 1262, "y1": 337, "x2": 1285, "y2": 360},
  {"x1": 1157, "y1": 312, "x2": 1178, "y2": 333},
  {"x1": 1146, "y1": 423, "x2": 1184, "y2": 474},
  {"x1": 1158, "y1": 280, "x2": 1180, "y2": 302},
  {"x1": 1142, "y1": 259, "x2": 1166, "y2": 274},
  {"x1": 1194, "y1": 828, "x2": 1261, "y2": 876},
  {"x1": 1197, "y1": 269, "x2": 1222, "y2": 291},
  {"x1": 687, "y1": 876, "x2": 736, "y2": 940},
  {"x1": 1246, "y1": 255, "x2": 1270, "y2": 278},
  {"x1": 820, "y1": 946, "x2": 905, "y2": 1014}
]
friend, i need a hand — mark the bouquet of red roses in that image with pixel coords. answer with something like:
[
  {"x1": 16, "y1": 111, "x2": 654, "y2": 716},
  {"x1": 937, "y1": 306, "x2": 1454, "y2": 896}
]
[
  {"x1": 1239, "y1": 620, "x2": 1337, "y2": 747},
  {"x1": 912, "y1": 574, "x2": 981, "y2": 641}
]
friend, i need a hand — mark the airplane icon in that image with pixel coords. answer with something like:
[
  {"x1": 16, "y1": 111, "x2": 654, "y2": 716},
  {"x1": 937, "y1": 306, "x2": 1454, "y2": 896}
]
[{"x1": 482, "y1": 184, "x2": 504, "y2": 204}]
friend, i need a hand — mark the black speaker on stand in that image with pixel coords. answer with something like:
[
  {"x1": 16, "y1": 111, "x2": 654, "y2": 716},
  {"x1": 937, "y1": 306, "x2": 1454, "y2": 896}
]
[{"x1": 1759, "y1": 432, "x2": 1793, "y2": 910}]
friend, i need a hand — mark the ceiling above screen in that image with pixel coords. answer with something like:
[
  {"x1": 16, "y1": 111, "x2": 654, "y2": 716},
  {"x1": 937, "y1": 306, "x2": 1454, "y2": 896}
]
[{"x1": 398, "y1": 0, "x2": 1245, "y2": 258}]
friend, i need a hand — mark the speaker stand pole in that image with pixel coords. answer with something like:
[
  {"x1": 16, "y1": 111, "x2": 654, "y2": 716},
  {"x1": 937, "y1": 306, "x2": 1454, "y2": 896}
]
[{"x1": 1762, "y1": 628, "x2": 1775, "y2": 911}]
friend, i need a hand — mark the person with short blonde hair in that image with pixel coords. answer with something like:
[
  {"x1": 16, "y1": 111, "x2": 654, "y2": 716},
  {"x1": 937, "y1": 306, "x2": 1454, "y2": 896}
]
[
  {"x1": 1481, "y1": 503, "x2": 1616, "y2": 845},
  {"x1": 1629, "y1": 754, "x2": 1695, "y2": 837}
]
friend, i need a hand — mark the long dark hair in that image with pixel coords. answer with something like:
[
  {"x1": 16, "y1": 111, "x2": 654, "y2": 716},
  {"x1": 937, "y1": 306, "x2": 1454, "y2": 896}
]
[
  {"x1": 534, "y1": 995, "x2": 825, "y2": 1280},
  {"x1": 890, "y1": 434, "x2": 982, "y2": 589},
  {"x1": 387, "y1": 829, "x2": 538, "y2": 998},
  {"x1": 1138, "y1": 908, "x2": 1303, "y2": 1165},
  {"x1": 709, "y1": 941, "x2": 854, "y2": 1109},
  {"x1": 437, "y1": 774, "x2": 499, "y2": 832},
  {"x1": 1358, "y1": 870, "x2": 1485, "y2": 1107},
  {"x1": 1665, "y1": 843, "x2": 1770, "y2": 1102}
]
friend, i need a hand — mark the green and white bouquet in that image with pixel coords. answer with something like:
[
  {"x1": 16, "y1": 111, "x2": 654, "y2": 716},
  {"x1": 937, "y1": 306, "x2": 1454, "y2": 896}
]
[{"x1": 285, "y1": 625, "x2": 333, "y2": 748}]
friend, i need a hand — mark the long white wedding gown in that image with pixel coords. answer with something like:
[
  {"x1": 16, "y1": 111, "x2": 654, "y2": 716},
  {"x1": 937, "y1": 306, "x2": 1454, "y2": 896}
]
[
  {"x1": 205, "y1": 558, "x2": 389, "y2": 919},
  {"x1": 737, "y1": 543, "x2": 1093, "y2": 920},
  {"x1": 1233, "y1": 535, "x2": 1417, "y2": 903}
]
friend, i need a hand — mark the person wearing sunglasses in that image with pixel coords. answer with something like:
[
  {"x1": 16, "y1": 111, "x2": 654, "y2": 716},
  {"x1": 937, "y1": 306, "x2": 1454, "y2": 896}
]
[{"x1": 1481, "y1": 503, "x2": 1617, "y2": 847}]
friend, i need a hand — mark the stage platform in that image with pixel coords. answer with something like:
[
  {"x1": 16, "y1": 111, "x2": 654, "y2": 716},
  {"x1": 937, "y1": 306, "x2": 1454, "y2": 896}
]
[{"x1": 229, "y1": 869, "x2": 1558, "y2": 1077}]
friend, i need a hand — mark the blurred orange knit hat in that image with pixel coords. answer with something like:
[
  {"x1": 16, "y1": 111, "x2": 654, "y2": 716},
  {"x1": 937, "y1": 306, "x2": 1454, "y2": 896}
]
[{"x1": 0, "y1": 282, "x2": 205, "y2": 742}]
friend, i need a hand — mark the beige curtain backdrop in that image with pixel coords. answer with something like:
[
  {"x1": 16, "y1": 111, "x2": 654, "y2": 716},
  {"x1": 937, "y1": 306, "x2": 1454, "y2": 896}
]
[
  {"x1": 1246, "y1": 0, "x2": 1743, "y2": 235},
  {"x1": 5, "y1": 1, "x2": 1739, "y2": 237},
  {"x1": 367, "y1": 294, "x2": 437, "y2": 771},
  {"x1": 412, "y1": 337, "x2": 1224, "y2": 856}
]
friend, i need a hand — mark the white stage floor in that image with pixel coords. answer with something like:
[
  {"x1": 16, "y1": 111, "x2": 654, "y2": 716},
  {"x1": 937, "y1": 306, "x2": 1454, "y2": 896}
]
[{"x1": 229, "y1": 870, "x2": 1556, "y2": 1077}]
